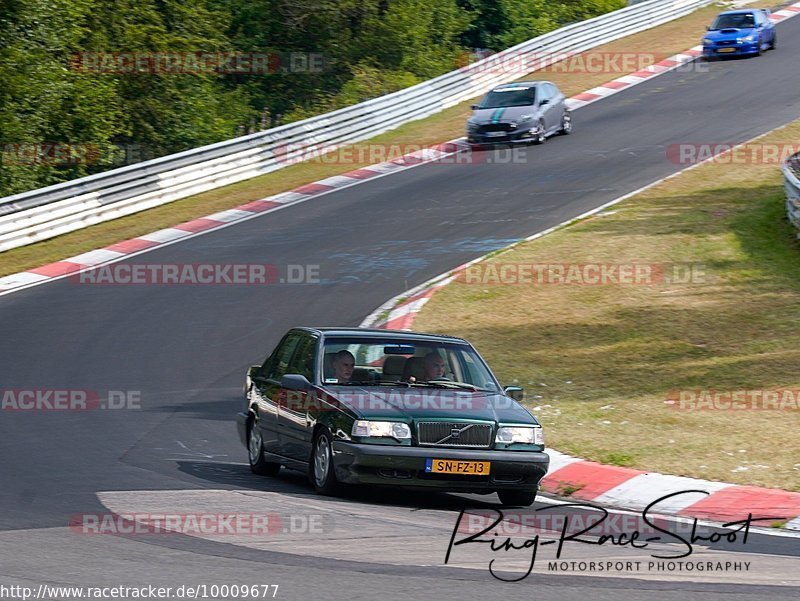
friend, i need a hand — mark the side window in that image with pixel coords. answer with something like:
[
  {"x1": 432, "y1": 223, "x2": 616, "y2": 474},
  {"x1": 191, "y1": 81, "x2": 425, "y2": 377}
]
[
  {"x1": 545, "y1": 84, "x2": 558, "y2": 99},
  {"x1": 286, "y1": 335, "x2": 318, "y2": 381},
  {"x1": 538, "y1": 85, "x2": 550, "y2": 102},
  {"x1": 265, "y1": 333, "x2": 302, "y2": 381}
]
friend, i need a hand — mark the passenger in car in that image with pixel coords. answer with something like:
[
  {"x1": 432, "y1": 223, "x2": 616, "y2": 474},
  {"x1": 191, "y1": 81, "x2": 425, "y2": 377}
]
[
  {"x1": 332, "y1": 350, "x2": 355, "y2": 383},
  {"x1": 424, "y1": 352, "x2": 447, "y2": 381}
]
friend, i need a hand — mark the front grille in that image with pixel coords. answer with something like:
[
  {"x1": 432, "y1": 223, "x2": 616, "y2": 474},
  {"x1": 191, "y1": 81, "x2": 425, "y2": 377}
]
[
  {"x1": 417, "y1": 422, "x2": 492, "y2": 448},
  {"x1": 477, "y1": 123, "x2": 514, "y2": 134},
  {"x1": 717, "y1": 40, "x2": 737, "y2": 46}
]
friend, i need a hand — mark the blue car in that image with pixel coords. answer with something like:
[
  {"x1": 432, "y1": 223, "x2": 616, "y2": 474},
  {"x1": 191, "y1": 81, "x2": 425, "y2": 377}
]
[{"x1": 702, "y1": 9, "x2": 776, "y2": 58}]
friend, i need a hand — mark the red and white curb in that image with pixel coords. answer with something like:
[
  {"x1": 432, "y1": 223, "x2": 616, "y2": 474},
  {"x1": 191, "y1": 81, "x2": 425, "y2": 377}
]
[
  {"x1": 567, "y1": 47, "x2": 703, "y2": 110},
  {"x1": 2, "y1": 1, "x2": 799, "y2": 297}
]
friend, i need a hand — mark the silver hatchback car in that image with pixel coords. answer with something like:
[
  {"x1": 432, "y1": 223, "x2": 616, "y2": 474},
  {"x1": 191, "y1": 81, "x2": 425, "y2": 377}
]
[{"x1": 466, "y1": 81, "x2": 571, "y2": 146}]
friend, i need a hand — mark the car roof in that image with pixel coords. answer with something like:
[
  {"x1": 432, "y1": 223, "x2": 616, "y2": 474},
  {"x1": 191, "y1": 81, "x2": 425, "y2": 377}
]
[
  {"x1": 295, "y1": 327, "x2": 470, "y2": 344},
  {"x1": 490, "y1": 81, "x2": 548, "y2": 90},
  {"x1": 717, "y1": 10, "x2": 757, "y2": 15}
]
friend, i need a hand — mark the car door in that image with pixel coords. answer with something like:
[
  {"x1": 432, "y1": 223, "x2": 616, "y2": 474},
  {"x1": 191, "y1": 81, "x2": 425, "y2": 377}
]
[
  {"x1": 543, "y1": 83, "x2": 563, "y2": 134},
  {"x1": 277, "y1": 331, "x2": 320, "y2": 462},
  {"x1": 252, "y1": 331, "x2": 303, "y2": 457}
]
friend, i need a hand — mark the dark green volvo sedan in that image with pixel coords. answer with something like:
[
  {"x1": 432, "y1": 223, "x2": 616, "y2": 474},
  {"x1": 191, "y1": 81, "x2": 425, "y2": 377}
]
[{"x1": 236, "y1": 328, "x2": 549, "y2": 506}]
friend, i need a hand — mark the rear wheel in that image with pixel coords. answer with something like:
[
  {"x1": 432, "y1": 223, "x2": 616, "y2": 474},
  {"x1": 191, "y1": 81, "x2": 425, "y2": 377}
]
[
  {"x1": 248, "y1": 413, "x2": 280, "y2": 476},
  {"x1": 311, "y1": 429, "x2": 340, "y2": 495},
  {"x1": 497, "y1": 489, "x2": 538, "y2": 507},
  {"x1": 770, "y1": 32, "x2": 777, "y2": 50}
]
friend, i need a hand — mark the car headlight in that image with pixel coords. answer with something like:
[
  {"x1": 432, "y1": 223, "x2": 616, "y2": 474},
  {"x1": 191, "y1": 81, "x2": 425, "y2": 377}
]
[
  {"x1": 495, "y1": 426, "x2": 543, "y2": 445},
  {"x1": 518, "y1": 114, "x2": 533, "y2": 122},
  {"x1": 738, "y1": 34, "x2": 756, "y2": 43},
  {"x1": 352, "y1": 420, "x2": 411, "y2": 440},
  {"x1": 702, "y1": 38, "x2": 713, "y2": 45}
]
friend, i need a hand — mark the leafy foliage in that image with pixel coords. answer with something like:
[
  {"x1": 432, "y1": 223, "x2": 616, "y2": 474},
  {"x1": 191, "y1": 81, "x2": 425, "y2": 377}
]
[{"x1": 0, "y1": 0, "x2": 624, "y2": 195}]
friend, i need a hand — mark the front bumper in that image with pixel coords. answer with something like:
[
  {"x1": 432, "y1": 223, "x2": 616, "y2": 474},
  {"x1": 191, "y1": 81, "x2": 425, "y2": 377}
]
[
  {"x1": 332, "y1": 441, "x2": 549, "y2": 492},
  {"x1": 703, "y1": 42, "x2": 760, "y2": 56},
  {"x1": 467, "y1": 125, "x2": 538, "y2": 145}
]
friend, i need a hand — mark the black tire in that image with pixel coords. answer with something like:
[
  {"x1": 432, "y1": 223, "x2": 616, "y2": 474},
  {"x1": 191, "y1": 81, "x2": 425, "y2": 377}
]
[
  {"x1": 558, "y1": 111, "x2": 572, "y2": 135},
  {"x1": 532, "y1": 120, "x2": 546, "y2": 145},
  {"x1": 754, "y1": 36, "x2": 762, "y2": 56},
  {"x1": 497, "y1": 489, "x2": 538, "y2": 507},
  {"x1": 770, "y1": 32, "x2": 776, "y2": 50},
  {"x1": 311, "y1": 429, "x2": 340, "y2": 495},
  {"x1": 248, "y1": 413, "x2": 281, "y2": 476}
]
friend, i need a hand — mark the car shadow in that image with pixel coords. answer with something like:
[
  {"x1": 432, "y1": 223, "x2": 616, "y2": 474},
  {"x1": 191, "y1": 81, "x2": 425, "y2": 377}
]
[{"x1": 175, "y1": 459, "x2": 504, "y2": 510}]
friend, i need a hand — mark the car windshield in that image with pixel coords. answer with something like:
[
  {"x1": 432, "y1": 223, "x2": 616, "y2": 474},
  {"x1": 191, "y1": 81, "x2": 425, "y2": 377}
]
[
  {"x1": 710, "y1": 13, "x2": 755, "y2": 29},
  {"x1": 479, "y1": 87, "x2": 536, "y2": 109},
  {"x1": 322, "y1": 337, "x2": 500, "y2": 392}
]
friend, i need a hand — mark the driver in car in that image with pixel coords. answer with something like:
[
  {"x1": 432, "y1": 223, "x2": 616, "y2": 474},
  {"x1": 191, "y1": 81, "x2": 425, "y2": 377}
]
[{"x1": 332, "y1": 350, "x2": 355, "y2": 383}]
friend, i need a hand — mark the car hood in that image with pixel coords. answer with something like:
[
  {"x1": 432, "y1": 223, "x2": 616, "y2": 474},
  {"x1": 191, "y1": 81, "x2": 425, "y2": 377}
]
[
  {"x1": 470, "y1": 105, "x2": 539, "y2": 124},
  {"x1": 327, "y1": 385, "x2": 539, "y2": 425},
  {"x1": 705, "y1": 27, "x2": 756, "y2": 40}
]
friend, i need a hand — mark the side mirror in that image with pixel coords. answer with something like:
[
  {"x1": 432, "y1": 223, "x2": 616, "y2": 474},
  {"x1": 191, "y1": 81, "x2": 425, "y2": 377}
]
[
  {"x1": 281, "y1": 374, "x2": 311, "y2": 391},
  {"x1": 539, "y1": 98, "x2": 550, "y2": 106},
  {"x1": 470, "y1": 104, "x2": 478, "y2": 110},
  {"x1": 503, "y1": 386, "x2": 524, "y2": 402}
]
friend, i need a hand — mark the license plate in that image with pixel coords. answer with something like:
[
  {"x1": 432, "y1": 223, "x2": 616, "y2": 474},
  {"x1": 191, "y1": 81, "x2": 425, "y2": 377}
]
[
  {"x1": 717, "y1": 48, "x2": 736, "y2": 53},
  {"x1": 425, "y1": 458, "x2": 490, "y2": 475},
  {"x1": 485, "y1": 131, "x2": 507, "y2": 137}
]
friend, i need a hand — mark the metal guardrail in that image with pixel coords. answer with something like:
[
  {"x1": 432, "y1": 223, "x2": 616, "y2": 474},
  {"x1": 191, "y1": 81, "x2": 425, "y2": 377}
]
[
  {"x1": 0, "y1": 0, "x2": 712, "y2": 252},
  {"x1": 783, "y1": 153, "x2": 800, "y2": 237}
]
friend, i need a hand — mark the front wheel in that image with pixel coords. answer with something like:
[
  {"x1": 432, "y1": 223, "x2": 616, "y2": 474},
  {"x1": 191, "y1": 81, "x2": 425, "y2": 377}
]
[
  {"x1": 311, "y1": 429, "x2": 340, "y2": 495},
  {"x1": 770, "y1": 32, "x2": 777, "y2": 50},
  {"x1": 532, "y1": 120, "x2": 546, "y2": 145},
  {"x1": 248, "y1": 413, "x2": 280, "y2": 476},
  {"x1": 497, "y1": 489, "x2": 538, "y2": 507},
  {"x1": 559, "y1": 111, "x2": 572, "y2": 135}
]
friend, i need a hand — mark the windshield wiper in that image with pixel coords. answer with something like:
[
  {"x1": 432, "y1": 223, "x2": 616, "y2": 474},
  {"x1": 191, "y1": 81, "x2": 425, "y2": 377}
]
[{"x1": 409, "y1": 381, "x2": 478, "y2": 391}]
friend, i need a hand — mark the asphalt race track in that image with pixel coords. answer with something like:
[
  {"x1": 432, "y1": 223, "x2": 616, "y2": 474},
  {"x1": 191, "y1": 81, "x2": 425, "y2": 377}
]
[{"x1": 2, "y1": 13, "x2": 800, "y2": 601}]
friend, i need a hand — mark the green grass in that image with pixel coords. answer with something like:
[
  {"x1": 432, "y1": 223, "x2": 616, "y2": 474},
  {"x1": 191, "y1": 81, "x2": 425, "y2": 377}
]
[{"x1": 415, "y1": 119, "x2": 800, "y2": 491}]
